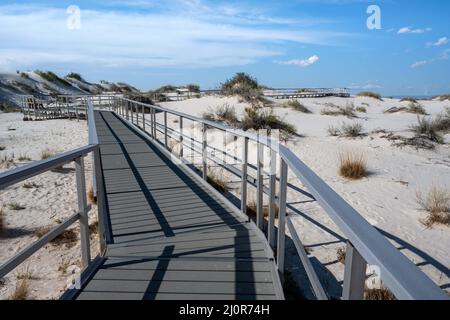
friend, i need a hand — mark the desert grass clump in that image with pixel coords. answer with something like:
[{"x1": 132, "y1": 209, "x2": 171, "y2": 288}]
[
  {"x1": 88, "y1": 187, "x2": 97, "y2": 205},
  {"x1": 33, "y1": 225, "x2": 52, "y2": 238},
  {"x1": 51, "y1": 229, "x2": 78, "y2": 248},
  {"x1": 340, "y1": 122, "x2": 365, "y2": 138},
  {"x1": 434, "y1": 108, "x2": 450, "y2": 133},
  {"x1": 207, "y1": 170, "x2": 231, "y2": 194},
  {"x1": 400, "y1": 97, "x2": 418, "y2": 103},
  {"x1": 0, "y1": 145, "x2": 5, "y2": 151},
  {"x1": 338, "y1": 152, "x2": 368, "y2": 180},
  {"x1": 357, "y1": 91, "x2": 382, "y2": 100},
  {"x1": 9, "y1": 279, "x2": 30, "y2": 300},
  {"x1": 240, "y1": 107, "x2": 297, "y2": 139},
  {"x1": 23, "y1": 182, "x2": 39, "y2": 189},
  {"x1": 416, "y1": 186, "x2": 450, "y2": 228},
  {"x1": 407, "y1": 103, "x2": 427, "y2": 115},
  {"x1": 8, "y1": 202, "x2": 26, "y2": 211},
  {"x1": 41, "y1": 149, "x2": 56, "y2": 160},
  {"x1": 203, "y1": 104, "x2": 239, "y2": 125},
  {"x1": 15, "y1": 266, "x2": 35, "y2": 281},
  {"x1": 320, "y1": 104, "x2": 356, "y2": 118},
  {"x1": 0, "y1": 154, "x2": 15, "y2": 169},
  {"x1": 364, "y1": 287, "x2": 396, "y2": 300},
  {"x1": 410, "y1": 117, "x2": 444, "y2": 144},
  {"x1": 89, "y1": 221, "x2": 99, "y2": 235},
  {"x1": 246, "y1": 201, "x2": 279, "y2": 219},
  {"x1": 285, "y1": 100, "x2": 311, "y2": 113},
  {"x1": 18, "y1": 155, "x2": 32, "y2": 161},
  {"x1": 336, "y1": 247, "x2": 346, "y2": 264},
  {"x1": 327, "y1": 126, "x2": 340, "y2": 137},
  {"x1": 356, "y1": 106, "x2": 367, "y2": 113}
]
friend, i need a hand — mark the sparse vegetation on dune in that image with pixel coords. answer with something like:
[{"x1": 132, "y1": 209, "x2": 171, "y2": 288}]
[
  {"x1": 417, "y1": 186, "x2": 450, "y2": 228},
  {"x1": 202, "y1": 103, "x2": 239, "y2": 125},
  {"x1": 321, "y1": 103, "x2": 356, "y2": 118},
  {"x1": 356, "y1": 106, "x2": 367, "y2": 113},
  {"x1": 410, "y1": 117, "x2": 444, "y2": 144},
  {"x1": 384, "y1": 103, "x2": 427, "y2": 115},
  {"x1": 433, "y1": 94, "x2": 450, "y2": 101},
  {"x1": 221, "y1": 73, "x2": 267, "y2": 107},
  {"x1": 338, "y1": 151, "x2": 368, "y2": 180},
  {"x1": 18, "y1": 155, "x2": 32, "y2": 162},
  {"x1": 88, "y1": 187, "x2": 97, "y2": 205},
  {"x1": 400, "y1": 97, "x2": 418, "y2": 103},
  {"x1": 23, "y1": 182, "x2": 40, "y2": 189},
  {"x1": 66, "y1": 72, "x2": 84, "y2": 82},
  {"x1": 0, "y1": 145, "x2": 5, "y2": 151},
  {"x1": 284, "y1": 100, "x2": 311, "y2": 113},
  {"x1": 328, "y1": 122, "x2": 365, "y2": 138},
  {"x1": 239, "y1": 107, "x2": 297, "y2": 140},
  {"x1": 357, "y1": 91, "x2": 383, "y2": 100},
  {"x1": 35, "y1": 70, "x2": 71, "y2": 87},
  {"x1": 0, "y1": 102, "x2": 21, "y2": 113}
]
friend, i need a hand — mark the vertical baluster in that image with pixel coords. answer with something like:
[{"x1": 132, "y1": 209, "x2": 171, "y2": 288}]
[
  {"x1": 342, "y1": 242, "x2": 367, "y2": 300},
  {"x1": 256, "y1": 142, "x2": 264, "y2": 230},
  {"x1": 179, "y1": 116, "x2": 184, "y2": 159},
  {"x1": 277, "y1": 159, "x2": 287, "y2": 274},
  {"x1": 164, "y1": 111, "x2": 168, "y2": 147},
  {"x1": 142, "y1": 105, "x2": 145, "y2": 131},
  {"x1": 268, "y1": 149, "x2": 277, "y2": 248},
  {"x1": 202, "y1": 123, "x2": 208, "y2": 180},
  {"x1": 241, "y1": 137, "x2": 249, "y2": 214},
  {"x1": 75, "y1": 157, "x2": 91, "y2": 268}
]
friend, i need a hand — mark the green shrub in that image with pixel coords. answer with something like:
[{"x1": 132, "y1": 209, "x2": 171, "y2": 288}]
[
  {"x1": 66, "y1": 72, "x2": 84, "y2": 81},
  {"x1": 239, "y1": 107, "x2": 297, "y2": 138}
]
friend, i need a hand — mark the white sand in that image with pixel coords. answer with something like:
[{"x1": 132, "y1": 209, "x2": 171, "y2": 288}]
[
  {"x1": 0, "y1": 94, "x2": 448, "y2": 299},
  {"x1": 0, "y1": 113, "x2": 99, "y2": 300},
  {"x1": 158, "y1": 95, "x2": 450, "y2": 297}
]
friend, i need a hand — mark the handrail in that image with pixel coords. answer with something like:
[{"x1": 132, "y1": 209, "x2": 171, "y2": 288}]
[
  {"x1": 113, "y1": 96, "x2": 449, "y2": 300},
  {"x1": 0, "y1": 145, "x2": 97, "y2": 190}
]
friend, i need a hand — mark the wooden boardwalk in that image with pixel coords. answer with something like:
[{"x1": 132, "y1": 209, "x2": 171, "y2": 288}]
[{"x1": 69, "y1": 111, "x2": 283, "y2": 300}]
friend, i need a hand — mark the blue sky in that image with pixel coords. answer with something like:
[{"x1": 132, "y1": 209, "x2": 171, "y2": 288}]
[{"x1": 0, "y1": 0, "x2": 449, "y2": 95}]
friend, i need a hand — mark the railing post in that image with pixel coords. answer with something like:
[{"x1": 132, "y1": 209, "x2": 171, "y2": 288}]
[
  {"x1": 164, "y1": 111, "x2": 168, "y2": 147},
  {"x1": 126, "y1": 101, "x2": 129, "y2": 120},
  {"x1": 153, "y1": 107, "x2": 157, "y2": 138},
  {"x1": 202, "y1": 123, "x2": 208, "y2": 181},
  {"x1": 241, "y1": 137, "x2": 249, "y2": 214},
  {"x1": 75, "y1": 156, "x2": 91, "y2": 268},
  {"x1": 179, "y1": 116, "x2": 184, "y2": 159},
  {"x1": 256, "y1": 142, "x2": 264, "y2": 230},
  {"x1": 142, "y1": 105, "x2": 145, "y2": 131},
  {"x1": 268, "y1": 149, "x2": 277, "y2": 248},
  {"x1": 277, "y1": 159, "x2": 287, "y2": 275},
  {"x1": 342, "y1": 241, "x2": 367, "y2": 300}
]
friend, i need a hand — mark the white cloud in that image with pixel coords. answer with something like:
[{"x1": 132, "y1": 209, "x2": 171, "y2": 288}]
[
  {"x1": 411, "y1": 49, "x2": 450, "y2": 68},
  {"x1": 348, "y1": 80, "x2": 382, "y2": 90},
  {"x1": 276, "y1": 55, "x2": 320, "y2": 68},
  {"x1": 0, "y1": 4, "x2": 349, "y2": 70},
  {"x1": 398, "y1": 27, "x2": 432, "y2": 34},
  {"x1": 426, "y1": 37, "x2": 449, "y2": 47}
]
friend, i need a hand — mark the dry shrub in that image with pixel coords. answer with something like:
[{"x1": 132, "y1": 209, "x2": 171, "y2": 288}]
[
  {"x1": 15, "y1": 266, "x2": 35, "y2": 281},
  {"x1": 416, "y1": 186, "x2": 450, "y2": 228},
  {"x1": 0, "y1": 154, "x2": 15, "y2": 169},
  {"x1": 285, "y1": 100, "x2": 311, "y2": 113},
  {"x1": 400, "y1": 97, "x2": 418, "y2": 103},
  {"x1": 33, "y1": 225, "x2": 52, "y2": 238},
  {"x1": 246, "y1": 201, "x2": 279, "y2": 219},
  {"x1": 357, "y1": 91, "x2": 382, "y2": 100},
  {"x1": 340, "y1": 122, "x2": 364, "y2": 137},
  {"x1": 51, "y1": 229, "x2": 78, "y2": 248},
  {"x1": 356, "y1": 106, "x2": 367, "y2": 113},
  {"x1": 89, "y1": 221, "x2": 99, "y2": 235},
  {"x1": 8, "y1": 202, "x2": 26, "y2": 211},
  {"x1": 10, "y1": 278, "x2": 30, "y2": 300},
  {"x1": 203, "y1": 103, "x2": 239, "y2": 125},
  {"x1": 339, "y1": 152, "x2": 367, "y2": 180},
  {"x1": 88, "y1": 187, "x2": 97, "y2": 205},
  {"x1": 364, "y1": 287, "x2": 396, "y2": 300},
  {"x1": 240, "y1": 107, "x2": 297, "y2": 139},
  {"x1": 336, "y1": 247, "x2": 346, "y2": 264},
  {"x1": 41, "y1": 149, "x2": 56, "y2": 160},
  {"x1": 207, "y1": 171, "x2": 231, "y2": 193},
  {"x1": 321, "y1": 104, "x2": 356, "y2": 118}
]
